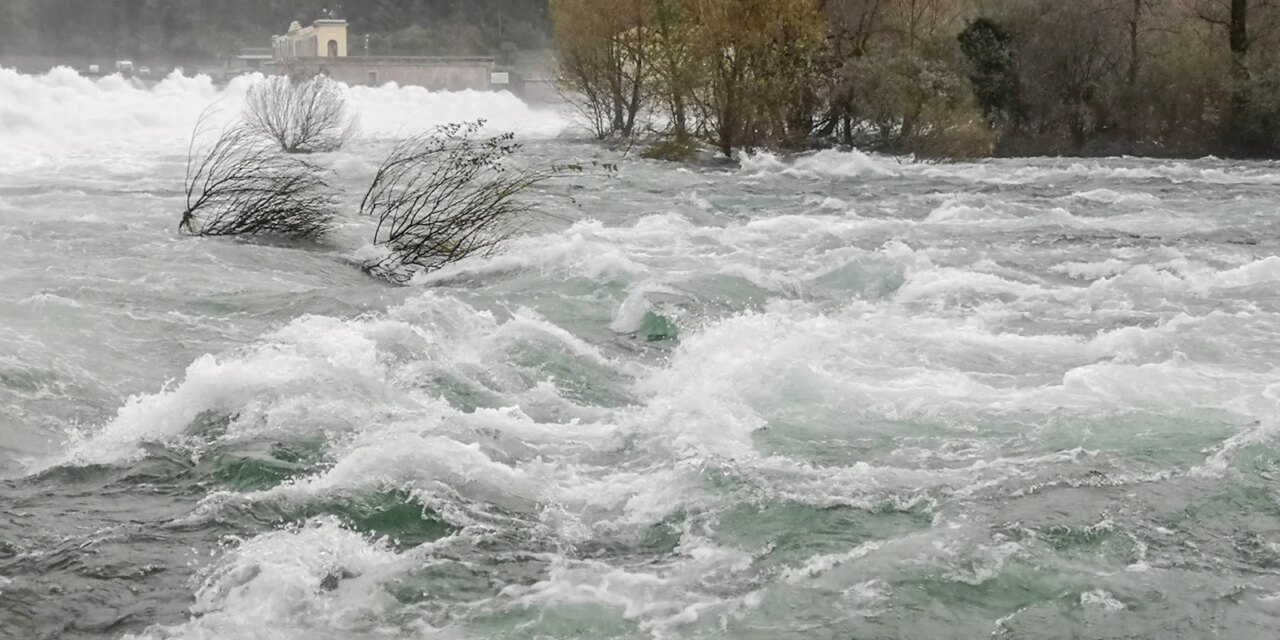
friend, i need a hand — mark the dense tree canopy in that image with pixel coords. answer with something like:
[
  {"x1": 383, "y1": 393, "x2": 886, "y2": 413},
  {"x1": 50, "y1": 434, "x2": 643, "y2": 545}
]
[
  {"x1": 552, "y1": 0, "x2": 1280, "y2": 158},
  {"x1": 0, "y1": 0, "x2": 550, "y2": 59}
]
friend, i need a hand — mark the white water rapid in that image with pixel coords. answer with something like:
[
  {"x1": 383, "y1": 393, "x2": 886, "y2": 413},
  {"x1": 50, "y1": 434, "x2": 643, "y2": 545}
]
[{"x1": 2, "y1": 67, "x2": 1280, "y2": 640}]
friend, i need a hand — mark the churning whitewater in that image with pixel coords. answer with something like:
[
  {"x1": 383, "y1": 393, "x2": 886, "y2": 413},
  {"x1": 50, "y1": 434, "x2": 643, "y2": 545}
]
[{"x1": 3, "y1": 68, "x2": 1280, "y2": 640}]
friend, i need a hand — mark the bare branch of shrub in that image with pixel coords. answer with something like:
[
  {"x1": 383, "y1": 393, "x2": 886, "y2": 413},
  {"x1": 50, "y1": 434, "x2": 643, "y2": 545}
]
[
  {"x1": 178, "y1": 120, "x2": 337, "y2": 239},
  {"x1": 244, "y1": 74, "x2": 358, "y2": 154},
  {"x1": 358, "y1": 121, "x2": 587, "y2": 284}
]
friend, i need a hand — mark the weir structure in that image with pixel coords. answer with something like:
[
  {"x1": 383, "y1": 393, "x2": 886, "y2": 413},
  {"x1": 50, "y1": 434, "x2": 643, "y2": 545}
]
[{"x1": 271, "y1": 18, "x2": 496, "y2": 92}]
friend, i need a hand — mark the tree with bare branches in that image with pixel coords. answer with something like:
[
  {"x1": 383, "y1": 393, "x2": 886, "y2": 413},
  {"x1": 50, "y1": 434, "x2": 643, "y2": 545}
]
[
  {"x1": 359, "y1": 121, "x2": 582, "y2": 284},
  {"x1": 178, "y1": 122, "x2": 337, "y2": 239},
  {"x1": 549, "y1": 0, "x2": 654, "y2": 139},
  {"x1": 244, "y1": 74, "x2": 358, "y2": 154}
]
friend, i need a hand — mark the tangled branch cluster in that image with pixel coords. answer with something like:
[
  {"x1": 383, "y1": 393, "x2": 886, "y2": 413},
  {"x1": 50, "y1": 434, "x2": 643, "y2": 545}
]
[
  {"x1": 179, "y1": 109, "x2": 586, "y2": 284},
  {"x1": 244, "y1": 74, "x2": 358, "y2": 154},
  {"x1": 359, "y1": 122, "x2": 575, "y2": 283},
  {"x1": 178, "y1": 123, "x2": 336, "y2": 239}
]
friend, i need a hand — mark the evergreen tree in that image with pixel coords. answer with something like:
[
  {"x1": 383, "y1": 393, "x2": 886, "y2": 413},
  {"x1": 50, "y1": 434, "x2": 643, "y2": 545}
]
[{"x1": 957, "y1": 17, "x2": 1020, "y2": 128}]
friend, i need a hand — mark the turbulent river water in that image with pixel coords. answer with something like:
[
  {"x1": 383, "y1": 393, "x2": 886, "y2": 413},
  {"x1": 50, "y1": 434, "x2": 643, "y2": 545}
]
[{"x1": 4, "y1": 68, "x2": 1280, "y2": 640}]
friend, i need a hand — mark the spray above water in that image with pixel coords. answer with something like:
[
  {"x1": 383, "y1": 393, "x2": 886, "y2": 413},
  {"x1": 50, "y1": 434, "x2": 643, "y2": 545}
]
[{"x1": 0, "y1": 67, "x2": 570, "y2": 174}]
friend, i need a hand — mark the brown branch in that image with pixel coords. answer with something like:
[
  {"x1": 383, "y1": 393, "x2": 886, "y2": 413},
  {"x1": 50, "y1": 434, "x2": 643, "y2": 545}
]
[
  {"x1": 244, "y1": 74, "x2": 358, "y2": 154},
  {"x1": 358, "y1": 121, "x2": 596, "y2": 284},
  {"x1": 178, "y1": 123, "x2": 337, "y2": 239}
]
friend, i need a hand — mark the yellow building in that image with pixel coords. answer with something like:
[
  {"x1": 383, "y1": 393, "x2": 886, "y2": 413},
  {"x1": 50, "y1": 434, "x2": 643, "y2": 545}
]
[
  {"x1": 273, "y1": 19, "x2": 348, "y2": 60},
  {"x1": 269, "y1": 17, "x2": 496, "y2": 92}
]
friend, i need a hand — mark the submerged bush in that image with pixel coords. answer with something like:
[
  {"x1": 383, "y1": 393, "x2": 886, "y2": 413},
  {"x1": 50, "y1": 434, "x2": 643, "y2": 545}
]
[
  {"x1": 178, "y1": 123, "x2": 337, "y2": 239},
  {"x1": 244, "y1": 74, "x2": 358, "y2": 154},
  {"x1": 179, "y1": 114, "x2": 599, "y2": 279},
  {"x1": 359, "y1": 121, "x2": 580, "y2": 284},
  {"x1": 642, "y1": 136, "x2": 702, "y2": 162}
]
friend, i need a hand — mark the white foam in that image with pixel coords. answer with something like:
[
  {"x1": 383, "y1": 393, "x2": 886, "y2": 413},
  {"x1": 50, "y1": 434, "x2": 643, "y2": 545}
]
[
  {"x1": 125, "y1": 518, "x2": 408, "y2": 640},
  {"x1": 39, "y1": 315, "x2": 390, "y2": 470},
  {"x1": 13, "y1": 67, "x2": 1280, "y2": 637},
  {"x1": 1053, "y1": 259, "x2": 1129, "y2": 280},
  {"x1": 1080, "y1": 589, "x2": 1127, "y2": 611},
  {"x1": 782, "y1": 541, "x2": 883, "y2": 583},
  {"x1": 611, "y1": 281, "x2": 682, "y2": 333},
  {"x1": 742, "y1": 148, "x2": 896, "y2": 179},
  {"x1": 919, "y1": 159, "x2": 1280, "y2": 185},
  {"x1": 0, "y1": 67, "x2": 569, "y2": 174},
  {"x1": 1070, "y1": 188, "x2": 1161, "y2": 205},
  {"x1": 499, "y1": 541, "x2": 753, "y2": 635},
  {"x1": 925, "y1": 201, "x2": 1013, "y2": 224}
]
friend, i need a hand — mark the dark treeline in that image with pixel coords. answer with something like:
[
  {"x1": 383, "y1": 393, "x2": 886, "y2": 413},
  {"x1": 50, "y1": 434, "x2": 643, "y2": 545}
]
[
  {"x1": 552, "y1": 0, "x2": 1280, "y2": 159},
  {"x1": 0, "y1": 0, "x2": 550, "y2": 60}
]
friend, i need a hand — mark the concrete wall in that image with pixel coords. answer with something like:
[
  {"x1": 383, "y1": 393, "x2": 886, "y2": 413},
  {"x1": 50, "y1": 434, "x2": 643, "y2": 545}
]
[
  {"x1": 288, "y1": 57, "x2": 494, "y2": 92},
  {"x1": 520, "y1": 78, "x2": 560, "y2": 103},
  {"x1": 509, "y1": 52, "x2": 564, "y2": 104}
]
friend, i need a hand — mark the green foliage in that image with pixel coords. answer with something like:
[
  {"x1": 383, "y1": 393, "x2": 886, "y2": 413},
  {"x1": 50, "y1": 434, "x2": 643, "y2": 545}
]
[
  {"x1": 641, "y1": 135, "x2": 701, "y2": 161},
  {"x1": 2, "y1": 0, "x2": 550, "y2": 58},
  {"x1": 543, "y1": 0, "x2": 1280, "y2": 159},
  {"x1": 550, "y1": 0, "x2": 828, "y2": 155},
  {"x1": 367, "y1": 24, "x2": 487, "y2": 57},
  {"x1": 691, "y1": 0, "x2": 830, "y2": 154},
  {"x1": 840, "y1": 43, "x2": 994, "y2": 157},
  {"x1": 1232, "y1": 68, "x2": 1280, "y2": 156},
  {"x1": 550, "y1": 0, "x2": 655, "y2": 139},
  {"x1": 958, "y1": 18, "x2": 1020, "y2": 127}
]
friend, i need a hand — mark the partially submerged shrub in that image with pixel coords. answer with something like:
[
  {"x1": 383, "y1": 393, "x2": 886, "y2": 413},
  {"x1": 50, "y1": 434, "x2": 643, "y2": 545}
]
[
  {"x1": 179, "y1": 123, "x2": 337, "y2": 239},
  {"x1": 179, "y1": 113, "x2": 598, "y2": 279},
  {"x1": 359, "y1": 121, "x2": 579, "y2": 284},
  {"x1": 913, "y1": 114, "x2": 998, "y2": 160},
  {"x1": 245, "y1": 74, "x2": 357, "y2": 154},
  {"x1": 641, "y1": 135, "x2": 702, "y2": 162}
]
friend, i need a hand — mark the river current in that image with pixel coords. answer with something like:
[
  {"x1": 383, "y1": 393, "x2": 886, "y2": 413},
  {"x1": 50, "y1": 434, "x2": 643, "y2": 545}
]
[{"x1": 3, "y1": 68, "x2": 1280, "y2": 639}]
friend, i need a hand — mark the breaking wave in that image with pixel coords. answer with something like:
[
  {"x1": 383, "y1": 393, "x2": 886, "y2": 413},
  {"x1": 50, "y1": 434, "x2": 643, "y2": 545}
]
[{"x1": 0, "y1": 66, "x2": 569, "y2": 172}]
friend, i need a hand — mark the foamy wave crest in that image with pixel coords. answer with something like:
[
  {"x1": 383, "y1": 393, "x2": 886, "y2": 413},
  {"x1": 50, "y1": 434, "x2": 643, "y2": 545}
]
[
  {"x1": 41, "y1": 315, "x2": 394, "y2": 470},
  {"x1": 919, "y1": 158, "x2": 1280, "y2": 186},
  {"x1": 346, "y1": 82, "x2": 567, "y2": 139},
  {"x1": 35, "y1": 292, "x2": 635, "y2": 473},
  {"x1": 126, "y1": 517, "x2": 407, "y2": 640},
  {"x1": 0, "y1": 67, "x2": 568, "y2": 172},
  {"x1": 0, "y1": 67, "x2": 232, "y2": 170},
  {"x1": 1069, "y1": 188, "x2": 1161, "y2": 205},
  {"x1": 741, "y1": 148, "x2": 897, "y2": 179},
  {"x1": 1082, "y1": 256, "x2": 1280, "y2": 296}
]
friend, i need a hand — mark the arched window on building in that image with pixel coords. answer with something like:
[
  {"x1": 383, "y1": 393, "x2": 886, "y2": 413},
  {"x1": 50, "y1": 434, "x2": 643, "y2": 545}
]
[{"x1": 327, "y1": 40, "x2": 339, "y2": 57}]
